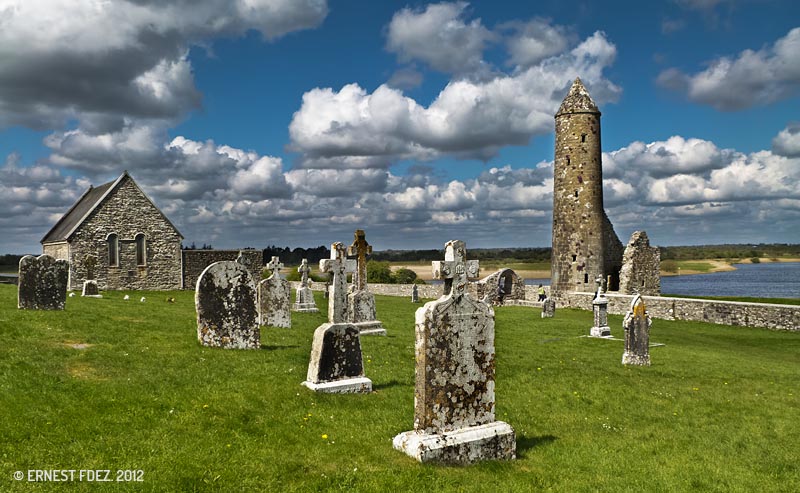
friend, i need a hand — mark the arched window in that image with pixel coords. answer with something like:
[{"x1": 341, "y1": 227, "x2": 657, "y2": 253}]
[
  {"x1": 107, "y1": 233, "x2": 119, "y2": 266},
  {"x1": 135, "y1": 233, "x2": 146, "y2": 266}
]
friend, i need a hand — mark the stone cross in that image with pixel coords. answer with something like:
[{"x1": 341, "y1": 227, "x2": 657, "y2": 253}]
[
  {"x1": 622, "y1": 294, "x2": 652, "y2": 366},
  {"x1": 590, "y1": 282, "x2": 611, "y2": 337},
  {"x1": 432, "y1": 240, "x2": 480, "y2": 296},
  {"x1": 266, "y1": 256, "x2": 284, "y2": 280},
  {"x1": 346, "y1": 229, "x2": 372, "y2": 291},
  {"x1": 393, "y1": 239, "x2": 515, "y2": 465},
  {"x1": 84, "y1": 254, "x2": 97, "y2": 281},
  {"x1": 298, "y1": 258, "x2": 311, "y2": 288},
  {"x1": 319, "y1": 242, "x2": 356, "y2": 323}
]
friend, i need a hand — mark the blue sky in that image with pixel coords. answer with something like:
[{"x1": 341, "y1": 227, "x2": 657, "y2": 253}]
[{"x1": 1, "y1": 0, "x2": 799, "y2": 253}]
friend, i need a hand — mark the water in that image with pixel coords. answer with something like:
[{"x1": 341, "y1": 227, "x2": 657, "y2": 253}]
[{"x1": 660, "y1": 262, "x2": 800, "y2": 299}]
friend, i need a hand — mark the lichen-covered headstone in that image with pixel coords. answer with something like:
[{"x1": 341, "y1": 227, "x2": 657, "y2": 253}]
[
  {"x1": 293, "y1": 258, "x2": 319, "y2": 313},
  {"x1": 393, "y1": 240, "x2": 515, "y2": 465},
  {"x1": 195, "y1": 261, "x2": 260, "y2": 349},
  {"x1": 17, "y1": 254, "x2": 69, "y2": 310},
  {"x1": 81, "y1": 254, "x2": 102, "y2": 298},
  {"x1": 319, "y1": 243, "x2": 356, "y2": 324},
  {"x1": 346, "y1": 229, "x2": 385, "y2": 335},
  {"x1": 541, "y1": 297, "x2": 556, "y2": 318},
  {"x1": 622, "y1": 294, "x2": 652, "y2": 366},
  {"x1": 590, "y1": 276, "x2": 611, "y2": 337},
  {"x1": 258, "y1": 256, "x2": 291, "y2": 328},
  {"x1": 302, "y1": 322, "x2": 372, "y2": 393}
]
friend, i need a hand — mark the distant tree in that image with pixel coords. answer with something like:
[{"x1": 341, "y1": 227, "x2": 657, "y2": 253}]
[
  {"x1": 392, "y1": 267, "x2": 417, "y2": 284},
  {"x1": 367, "y1": 260, "x2": 393, "y2": 284},
  {"x1": 660, "y1": 260, "x2": 678, "y2": 273}
]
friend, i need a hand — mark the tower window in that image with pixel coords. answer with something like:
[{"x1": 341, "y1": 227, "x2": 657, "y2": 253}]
[
  {"x1": 572, "y1": 254, "x2": 577, "y2": 262},
  {"x1": 584, "y1": 274, "x2": 589, "y2": 284},
  {"x1": 566, "y1": 156, "x2": 570, "y2": 165},
  {"x1": 574, "y1": 190, "x2": 578, "y2": 198},
  {"x1": 581, "y1": 133, "x2": 586, "y2": 143}
]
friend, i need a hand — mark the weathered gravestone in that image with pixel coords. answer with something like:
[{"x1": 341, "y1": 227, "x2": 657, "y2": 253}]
[
  {"x1": 195, "y1": 261, "x2": 260, "y2": 349},
  {"x1": 541, "y1": 297, "x2": 556, "y2": 318},
  {"x1": 622, "y1": 294, "x2": 652, "y2": 366},
  {"x1": 319, "y1": 242, "x2": 356, "y2": 324},
  {"x1": 411, "y1": 284, "x2": 420, "y2": 303},
  {"x1": 590, "y1": 276, "x2": 611, "y2": 337},
  {"x1": 259, "y1": 256, "x2": 291, "y2": 328},
  {"x1": 302, "y1": 322, "x2": 372, "y2": 393},
  {"x1": 18, "y1": 254, "x2": 69, "y2": 310},
  {"x1": 81, "y1": 254, "x2": 102, "y2": 298},
  {"x1": 393, "y1": 240, "x2": 516, "y2": 465},
  {"x1": 346, "y1": 229, "x2": 386, "y2": 335},
  {"x1": 292, "y1": 258, "x2": 319, "y2": 313}
]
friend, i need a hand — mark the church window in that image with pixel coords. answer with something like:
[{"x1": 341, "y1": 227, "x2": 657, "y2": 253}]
[
  {"x1": 135, "y1": 233, "x2": 146, "y2": 266},
  {"x1": 107, "y1": 234, "x2": 119, "y2": 266}
]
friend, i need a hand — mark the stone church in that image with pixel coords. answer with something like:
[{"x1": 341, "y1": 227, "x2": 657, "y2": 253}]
[{"x1": 41, "y1": 171, "x2": 184, "y2": 291}]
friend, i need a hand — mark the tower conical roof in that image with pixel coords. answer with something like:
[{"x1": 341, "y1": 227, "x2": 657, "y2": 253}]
[{"x1": 556, "y1": 77, "x2": 599, "y2": 116}]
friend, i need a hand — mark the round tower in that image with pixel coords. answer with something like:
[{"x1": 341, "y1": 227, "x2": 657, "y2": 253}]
[{"x1": 551, "y1": 78, "x2": 609, "y2": 295}]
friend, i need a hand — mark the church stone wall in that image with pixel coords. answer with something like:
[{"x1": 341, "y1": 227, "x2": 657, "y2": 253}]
[{"x1": 182, "y1": 250, "x2": 262, "y2": 289}]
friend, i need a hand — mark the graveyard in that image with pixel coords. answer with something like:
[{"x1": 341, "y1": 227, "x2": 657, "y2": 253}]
[{"x1": 1, "y1": 283, "x2": 798, "y2": 492}]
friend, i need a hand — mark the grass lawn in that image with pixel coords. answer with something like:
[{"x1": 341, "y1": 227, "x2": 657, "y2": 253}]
[{"x1": 1, "y1": 284, "x2": 798, "y2": 492}]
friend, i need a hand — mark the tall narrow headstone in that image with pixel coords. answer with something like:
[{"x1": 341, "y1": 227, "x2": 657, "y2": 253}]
[
  {"x1": 292, "y1": 258, "x2": 319, "y2": 313},
  {"x1": 393, "y1": 240, "x2": 516, "y2": 465},
  {"x1": 302, "y1": 322, "x2": 372, "y2": 393},
  {"x1": 541, "y1": 297, "x2": 556, "y2": 318},
  {"x1": 195, "y1": 261, "x2": 260, "y2": 349},
  {"x1": 590, "y1": 276, "x2": 611, "y2": 337},
  {"x1": 411, "y1": 284, "x2": 420, "y2": 303},
  {"x1": 258, "y1": 256, "x2": 291, "y2": 328},
  {"x1": 346, "y1": 229, "x2": 386, "y2": 335},
  {"x1": 319, "y1": 243, "x2": 356, "y2": 324},
  {"x1": 18, "y1": 254, "x2": 69, "y2": 310},
  {"x1": 622, "y1": 294, "x2": 652, "y2": 366},
  {"x1": 81, "y1": 254, "x2": 102, "y2": 298}
]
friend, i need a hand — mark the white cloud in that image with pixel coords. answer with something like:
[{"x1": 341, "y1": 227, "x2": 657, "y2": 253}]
[
  {"x1": 502, "y1": 18, "x2": 571, "y2": 69},
  {"x1": 657, "y1": 27, "x2": 800, "y2": 110},
  {"x1": 772, "y1": 122, "x2": 800, "y2": 157}
]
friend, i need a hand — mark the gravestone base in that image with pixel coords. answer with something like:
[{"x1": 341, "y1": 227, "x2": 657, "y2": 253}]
[
  {"x1": 393, "y1": 421, "x2": 516, "y2": 465},
  {"x1": 81, "y1": 280, "x2": 103, "y2": 298},
  {"x1": 292, "y1": 302, "x2": 319, "y2": 313},
  {"x1": 590, "y1": 325, "x2": 612, "y2": 337},
  {"x1": 293, "y1": 286, "x2": 319, "y2": 313},
  {"x1": 301, "y1": 377, "x2": 372, "y2": 394},
  {"x1": 622, "y1": 352, "x2": 651, "y2": 366},
  {"x1": 353, "y1": 320, "x2": 386, "y2": 336}
]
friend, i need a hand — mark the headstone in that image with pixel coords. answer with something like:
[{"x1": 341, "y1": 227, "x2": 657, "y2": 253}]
[
  {"x1": 17, "y1": 254, "x2": 69, "y2": 310},
  {"x1": 590, "y1": 276, "x2": 611, "y2": 337},
  {"x1": 258, "y1": 256, "x2": 291, "y2": 328},
  {"x1": 541, "y1": 297, "x2": 556, "y2": 318},
  {"x1": 81, "y1": 254, "x2": 102, "y2": 298},
  {"x1": 622, "y1": 294, "x2": 652, "y2": 366},
  {"x1": 195, "y1": 260, "x2": 260, "y2": 349},
  {"x1": 292, "y1": 258, "x2": 319, "y2": 313},
  {"x1": 393, "y1": 240, "x2": 516, "y2": 465},
  {"x1": 411, "y1": 284, "x2": 420, "y2": 303},
  {"x1": 319, "y1": 242, "x2": 356, "y2": 324},
  {"x1": 346, "y1": 229, "x2": 386, "y2": 336},
  {"x1": 302, "y1": 322, "x2": 372, "y2": 393}
]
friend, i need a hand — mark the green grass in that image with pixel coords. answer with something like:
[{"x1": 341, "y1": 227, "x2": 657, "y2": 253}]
[
  {"x1": 674, "y1": 261, "x2": 717, "y2": 272},
  {"x1": 1, "y1": 285, "x2": 798, "y2": 492}
]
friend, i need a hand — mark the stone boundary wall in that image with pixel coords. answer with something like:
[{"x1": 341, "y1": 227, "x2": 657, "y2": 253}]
[
  {"x1": 557, "y1": 291, "x2": 799, "y2": 332},
  {"x1": 182, "y1": 250, "x2": 262, "y2": 289},
  {"x1": 290, "y1": 281, "x2": 442, "y2": 299}
]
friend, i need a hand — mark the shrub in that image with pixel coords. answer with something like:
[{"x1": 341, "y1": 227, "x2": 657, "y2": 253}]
[{"x1": 392, "y1": 268, "x2": 417, "y2": 284}]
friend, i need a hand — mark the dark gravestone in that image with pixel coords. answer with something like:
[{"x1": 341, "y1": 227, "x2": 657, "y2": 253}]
[
  {"x1": 18, "y1": 254, "x2": 68, "y2": 310},
  {"x1": 302, "y1": 323, "x2": 372, "y2": 393},
  {"x1": 195, "y1": 261, "x2": 260, "y2": 349}
]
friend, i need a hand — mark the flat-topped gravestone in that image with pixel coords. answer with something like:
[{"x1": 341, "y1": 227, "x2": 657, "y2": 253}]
[
  {"x1": 590, "y1": 276, "x2": 611, "y2": 337},
  {"x1": 394, "y1": 240, "x2": 515, "y2": 465},
  {"x1": 302, "y1": 322, "x2": 372, "y2": 393},
  {"x1": 292, "y1": 258, "x2": 319, "y2": 313},
  {"x1": 81, "y1": 254, "x2": 102, "y2": 298},
  {"x1": 541, "y1": 297, "x2": 556, "y2": 318},
  {"x1": 195, "y1": 260, "x2": 260, "y2": 349},
  {"x1": 346, "y1": 229, "x2": 386, "y2": 336},
  {"x1": 319, "y1": 242, "x2": 356, "y2": 324},
  {"x1": 622, "y1": 294, "x2": 652, "y2": 366},
  {"x1": 259, "y1": 256, "x2": 291, "y2": 328},
  {"x1": 18, "y1": 254, "x2": 69, "y2": 310}
]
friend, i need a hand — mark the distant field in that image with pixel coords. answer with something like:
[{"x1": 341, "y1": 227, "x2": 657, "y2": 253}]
[{"x1": 390, "y1": 261, "x2": 550, "y2": 281}]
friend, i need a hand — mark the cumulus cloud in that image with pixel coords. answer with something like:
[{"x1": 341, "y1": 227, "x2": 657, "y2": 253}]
[
  {"x1": 290, "y1": 31, "x2": 620, "y2": 167},
  {"x1": 501, "y1": 18, "x2": 572, "y2": 68},
  {"x1": 657, "y1": 27, "x2": 800, "y2": 110},
  {"x1": 772, "y1": 122, "x2": 800, "y2": 157},
  {"x1": 385, "y1": 1, "x2": 495, "y2": 77},
  {"x1": 0, "y1": 0, "x2": 328, "y2": 131}
]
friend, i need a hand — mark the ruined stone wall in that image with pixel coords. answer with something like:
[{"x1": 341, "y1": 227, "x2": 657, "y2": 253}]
[
  {"x1": 182, "y1": 250, "x2": 262, "y2": 289},
  {"x1": 558, "y1": 291, "x2": 799, "y2": 331},
  {"x1": 619, "y1": 231, "x2": 660, "y2": 295},
  {"x1": 474, "y1": 269, "x2": 526, "y2": 301},
  {"x1": 67, "y1": 177, "x2": 182, "y2": 291}
]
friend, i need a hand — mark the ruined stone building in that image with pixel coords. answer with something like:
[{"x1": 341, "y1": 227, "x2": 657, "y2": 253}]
[
  {"x1": 41, "y1": 171, "x2": 184, "y2": 291},
  {"x1": 551, "y1": 78, "x2": 623, "y2": 295}
]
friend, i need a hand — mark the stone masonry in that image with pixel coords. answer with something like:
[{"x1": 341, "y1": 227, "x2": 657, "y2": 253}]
[
  {"x1": 619, "y1": 231, "x2": 661, "y2": 296},
  {"x1": 551, "y1": 78, "x2": 623, "y2": 296},
  {"x1": 182, "y1": 249, "x2": 262, "y2": 290}
]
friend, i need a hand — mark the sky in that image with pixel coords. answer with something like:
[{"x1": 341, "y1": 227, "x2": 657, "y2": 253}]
[{"x1": 1, "y1": 0, "x2": 799, "y2": 254}]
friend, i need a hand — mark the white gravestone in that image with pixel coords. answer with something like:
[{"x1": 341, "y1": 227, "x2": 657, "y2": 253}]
[
  {"x1": 319, "y1": 243, "x2": 356, "y2": 324},
  {"x1": 292, "y1": 258, "x2": 319, "y2": 313},
  {"x1": 346, "y1": 229, "x2": 385, "y2": 336},
  {"x1": 258, "y1": 256, "x2": 291, "y2": 328},
  {"x1": 195, "y1": 261, "x2": 260, "y2": 349},
  {"x1": 393, "y1": 240, "x2": 516, "y2": 465},
  {"x1": 590, "y1": 276, "x2": 611, "y2": 337}
]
